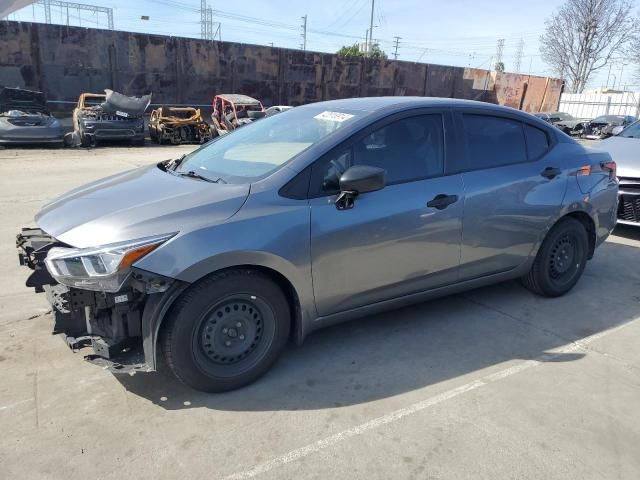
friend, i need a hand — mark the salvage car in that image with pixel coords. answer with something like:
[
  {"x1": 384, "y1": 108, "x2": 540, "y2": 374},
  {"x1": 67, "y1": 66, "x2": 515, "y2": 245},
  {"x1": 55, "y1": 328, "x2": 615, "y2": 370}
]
[
  {"x1": 582, "y1": 114, "x2": 637, "y2": 140},
  {"x1": 596, "y1": 120, "x2": 640, "y2": 226},
  {"x1": 0, "y1": 86, "x2": 64, "y2": 146},
  {"x1": 70, "y1": 89, "x2": 150, "y2": 147},
  {"x1": 533, "y1": 111, "x2": 580, "y2": 134},
  {"x1": 556, "y1": 119, "x2": 590, "y2": 136},
  {"x1": 149, "y1": 106, "x2": 213, "y2": 145},
  {"x1": 211, "y1": 94, "x2": 265, "y2": 135},
  {"x1": 16, "y1": 97, "x2": 618, "y2": 392},
  {"x1": 265, "y1": 105, "x2": 293, "y2": 116}
]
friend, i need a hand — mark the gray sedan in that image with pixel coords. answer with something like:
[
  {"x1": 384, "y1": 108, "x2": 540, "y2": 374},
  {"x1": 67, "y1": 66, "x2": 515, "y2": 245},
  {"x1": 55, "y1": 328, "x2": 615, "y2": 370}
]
[
  {"x1": 16, "y1": 97, "x2": 618, "y2": 392},
  {"x1": 0, "y1": 87, "x2": 64, "y2": 146},
  {"x1": 596, "y1": 120, "x2": 640, "y2": 225}
]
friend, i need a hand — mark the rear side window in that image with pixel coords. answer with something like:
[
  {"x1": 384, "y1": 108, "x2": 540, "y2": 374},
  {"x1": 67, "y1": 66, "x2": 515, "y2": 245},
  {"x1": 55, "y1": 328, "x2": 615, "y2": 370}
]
[
  {"x1": 462, "y1": 114, "x2": 527, "y2": 170},
  {"x1": 524, "y1": 124, "x2": 549, "y2": 159}
]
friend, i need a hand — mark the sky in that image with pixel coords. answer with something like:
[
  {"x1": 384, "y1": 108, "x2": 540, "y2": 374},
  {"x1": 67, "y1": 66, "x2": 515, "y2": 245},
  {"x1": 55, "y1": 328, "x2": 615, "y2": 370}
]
[{"x1": 6, "y1": 0, "x2": 640, "y2": 90}]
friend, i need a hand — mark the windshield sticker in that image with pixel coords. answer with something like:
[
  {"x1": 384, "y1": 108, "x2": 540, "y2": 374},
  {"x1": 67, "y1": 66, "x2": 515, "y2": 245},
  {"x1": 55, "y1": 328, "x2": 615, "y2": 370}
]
[{"x1": 314, "y1": 111, "x2": 354, "y2": 122}]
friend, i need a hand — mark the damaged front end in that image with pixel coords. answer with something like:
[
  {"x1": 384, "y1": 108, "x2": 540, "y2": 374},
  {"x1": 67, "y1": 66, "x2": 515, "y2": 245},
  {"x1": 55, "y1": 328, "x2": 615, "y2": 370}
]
[
  {"x1": 149, "y1": 107, "x2": 214, "y2": 145},
  {"x1": 16, "y1": 228, "x2": 187, "y2": 374},
  {"x1": 69, "y1": 90, "x2": 151, "y2": 147}
]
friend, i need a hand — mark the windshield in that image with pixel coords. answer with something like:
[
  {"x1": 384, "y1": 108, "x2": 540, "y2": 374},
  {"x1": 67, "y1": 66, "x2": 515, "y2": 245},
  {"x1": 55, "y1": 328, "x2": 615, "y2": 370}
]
[
  {"x1": 175, "y1": 106, "x2": 363, "y2": 182},
  {"x1": 619, "y1": 120, "x2": 640, "y2": 139}
]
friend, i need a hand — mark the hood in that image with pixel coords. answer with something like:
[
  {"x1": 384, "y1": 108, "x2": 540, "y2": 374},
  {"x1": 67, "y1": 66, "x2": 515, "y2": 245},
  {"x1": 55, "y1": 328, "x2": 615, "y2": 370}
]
[
  {"x1": 36, "y1": 164, "x2": 250, "y2": 248},
  {"x1": 555, "y1": 119, "x2": 583, "y2": 128},
  {"x1": 99, "y1": 89, "x2": 151, "y2": 117},
  {"x1": 0, "y1": 87, "x2": 47, "y2": 113},
  {"x1": 594, "y1": 136, "x2": 640, "y2": 178}
]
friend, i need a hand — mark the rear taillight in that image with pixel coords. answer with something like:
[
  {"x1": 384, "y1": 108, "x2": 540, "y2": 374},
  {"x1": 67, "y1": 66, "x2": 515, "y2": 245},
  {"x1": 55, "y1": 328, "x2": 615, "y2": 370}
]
[{"x1": 601, "y1": 161, "x2": 617, "y2": 179}]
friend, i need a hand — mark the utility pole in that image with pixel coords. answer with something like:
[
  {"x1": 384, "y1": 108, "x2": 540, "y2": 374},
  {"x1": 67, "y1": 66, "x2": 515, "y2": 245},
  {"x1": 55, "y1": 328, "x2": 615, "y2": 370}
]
[
  {"x1": 513, "y1": 38, "x2": 524, "y2": 73},
  {"x1": 618, "y1": 63, "x2": 628, "y2": 90},
  {"x1": 368, "y1": 0, "x2": 375, "y2": 57},
  {"x1": 606, "y1": 62, "x2": 613, "y2": 88},
  {"x1": 300, "y1": 14, "x2": 307, "y2": 51},
  {"x1": 393, "y1": 36, "x2": 401, "y2": 60}
]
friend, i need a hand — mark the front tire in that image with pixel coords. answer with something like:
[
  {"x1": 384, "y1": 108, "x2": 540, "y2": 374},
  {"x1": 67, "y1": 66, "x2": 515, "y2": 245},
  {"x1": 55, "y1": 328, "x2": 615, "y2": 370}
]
[
  {"x1": 522, "y1": 217, "x2": 589, "y2": 297},
  {"x1": 161, "y1": 269, "x2": 291, "y2": 392}
]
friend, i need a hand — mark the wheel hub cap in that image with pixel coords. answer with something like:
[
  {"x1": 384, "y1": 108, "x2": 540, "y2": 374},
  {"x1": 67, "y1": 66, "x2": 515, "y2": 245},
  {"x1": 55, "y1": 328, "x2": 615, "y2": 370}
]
[
  {"x1": 550, "y1": 235, "x2": 576, "y2": 277},
  {"x1": 200, "y1": 300, "x2": 263, "y2": 365}
]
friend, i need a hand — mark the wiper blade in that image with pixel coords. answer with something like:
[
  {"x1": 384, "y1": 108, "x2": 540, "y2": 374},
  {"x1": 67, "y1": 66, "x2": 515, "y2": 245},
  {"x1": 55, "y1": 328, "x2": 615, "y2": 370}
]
[
  {"x1": 168, "y1": 154, "x2": 186, "y2": 171},
  {"x1": 177, "y1": 170, "x2": 227, "y2": 183}
]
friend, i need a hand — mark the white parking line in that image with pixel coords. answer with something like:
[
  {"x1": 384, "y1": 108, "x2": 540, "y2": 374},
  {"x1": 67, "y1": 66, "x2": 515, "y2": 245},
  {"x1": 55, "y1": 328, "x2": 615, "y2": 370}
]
[
  {"x1": 223, "y1": 318, "x2": 638, "y2": 480},
  {"x1": 0, "y1": 398, "x2": 34, "y2": 411}
]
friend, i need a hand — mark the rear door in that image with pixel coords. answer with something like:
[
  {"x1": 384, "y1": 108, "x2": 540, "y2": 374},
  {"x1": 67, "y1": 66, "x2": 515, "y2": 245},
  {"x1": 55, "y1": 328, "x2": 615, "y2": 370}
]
[
  {"x1": 309, "y1": 111, "x2": 464, "y2": 316},
  {"x1": 453, "y1": 111, "x2": 568, "y2": 280}
]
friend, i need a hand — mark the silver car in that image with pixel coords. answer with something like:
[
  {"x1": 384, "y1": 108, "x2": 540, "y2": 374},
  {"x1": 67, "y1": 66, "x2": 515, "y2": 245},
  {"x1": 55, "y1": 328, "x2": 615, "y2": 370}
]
[
  {"x1": 17, "y1": 97, "x2": 618, "y2": 392},
  {"x1": 596, "y1": 120, "x2": 640, "y2": 226}
]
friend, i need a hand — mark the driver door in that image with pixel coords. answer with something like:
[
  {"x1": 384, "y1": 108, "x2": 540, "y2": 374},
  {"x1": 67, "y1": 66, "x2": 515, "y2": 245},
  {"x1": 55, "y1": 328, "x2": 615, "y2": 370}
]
[{"x1": 308, "y1": 111, "x2": 464, "y2": 316}]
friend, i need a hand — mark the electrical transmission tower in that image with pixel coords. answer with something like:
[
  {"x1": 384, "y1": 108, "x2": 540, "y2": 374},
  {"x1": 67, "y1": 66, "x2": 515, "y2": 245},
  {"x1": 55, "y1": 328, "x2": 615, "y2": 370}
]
[
  {"x1": 513, "y1": 38, "x2": 524, "y2": 73},
  {"x1": 37, "y1": 0, "x2": 114, "y2": 29},
  {"x1": 393, "y1": 36, "x2": 401, "y2": 60},
  {"x1": 495, "y1": 38, "x2": 504, "y2": 65},
  {"x1": 300, "y1": 14, "x2": 307, "y2": 51},
  {"x1": 200, "y1": 1, "x2": 220, "y2": 41},
  {"x1": 201, "y1": 0, "x2": 207, "y2": 39}
]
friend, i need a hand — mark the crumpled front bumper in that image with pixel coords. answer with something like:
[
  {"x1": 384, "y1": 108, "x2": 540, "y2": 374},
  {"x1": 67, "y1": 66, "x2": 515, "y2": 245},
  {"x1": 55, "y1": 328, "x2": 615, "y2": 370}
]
[{"x1": 16, "y1": 227, "x2": 185, "y2": 374}]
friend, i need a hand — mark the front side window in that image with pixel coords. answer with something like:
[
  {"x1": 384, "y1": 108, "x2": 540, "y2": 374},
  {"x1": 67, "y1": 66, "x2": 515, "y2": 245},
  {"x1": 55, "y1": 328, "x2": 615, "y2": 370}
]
[
  {"x1": 463, "y1": 114, "x2": 527, "y2": 170},
  {"x1": 313, "y1": 114, "x2": 445, "y2": 195}
]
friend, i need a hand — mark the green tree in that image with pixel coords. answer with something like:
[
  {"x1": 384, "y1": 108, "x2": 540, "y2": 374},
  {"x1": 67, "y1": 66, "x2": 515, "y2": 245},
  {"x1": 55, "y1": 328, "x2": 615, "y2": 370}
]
[
  {"x1": 337, "y1": 43, "x2": 388, "y2": 60},
  {"x1": 337, "y1": 43, "x2": 362, "y2": 58},
  {"x1": 494, "y1": 61, "x2": 505, "y2": 72}
]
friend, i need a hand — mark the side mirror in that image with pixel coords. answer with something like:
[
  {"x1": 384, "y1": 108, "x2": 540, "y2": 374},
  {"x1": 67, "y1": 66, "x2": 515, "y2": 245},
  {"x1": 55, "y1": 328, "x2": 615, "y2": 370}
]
[
  {"x1": 612, "y1": 125, "x2": 624, "y2": 136},
  {"x1": 335, "y1": 165, "x2": 386, "y2": 210}
]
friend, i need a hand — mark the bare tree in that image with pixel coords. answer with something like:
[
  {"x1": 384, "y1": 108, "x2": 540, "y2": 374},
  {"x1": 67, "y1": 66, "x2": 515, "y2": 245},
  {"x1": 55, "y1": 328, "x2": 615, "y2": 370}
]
[
  {"x1": 633, "y1": 34, "x2": 640, "y2": 82},
  {"x1": 540, "y1": 0, "x2": 637, "y2": 93}
]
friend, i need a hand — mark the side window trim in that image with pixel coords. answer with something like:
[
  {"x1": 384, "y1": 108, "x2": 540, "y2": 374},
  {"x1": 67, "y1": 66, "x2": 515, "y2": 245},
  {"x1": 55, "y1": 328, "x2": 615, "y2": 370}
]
[{"x1": 307, "y1": 109, "x2": 449, "y2": 199}]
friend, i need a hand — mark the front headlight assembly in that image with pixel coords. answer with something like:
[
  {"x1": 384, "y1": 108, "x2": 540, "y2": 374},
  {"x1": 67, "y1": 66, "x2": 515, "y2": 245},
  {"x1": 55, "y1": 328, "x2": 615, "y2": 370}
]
[{"x1": 45, "y1": 233, "x2": 175, "y2": 292}]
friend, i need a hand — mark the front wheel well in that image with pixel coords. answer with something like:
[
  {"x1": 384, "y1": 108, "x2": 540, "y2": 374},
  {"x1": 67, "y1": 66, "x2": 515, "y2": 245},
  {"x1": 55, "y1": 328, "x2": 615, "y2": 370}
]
[
  {"x1": 561, "y1": 211, "x2": 596, "y2": 259},
  {"x1": 172, "y1": 265, "x2": 301, "y2": 345}
]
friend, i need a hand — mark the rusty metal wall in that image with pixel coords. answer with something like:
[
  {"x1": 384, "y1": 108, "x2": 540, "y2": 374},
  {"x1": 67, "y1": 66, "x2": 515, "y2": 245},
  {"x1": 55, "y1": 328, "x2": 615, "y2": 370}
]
[{"x1": 0, "y1": 21, "x2": 563, "y2": 114}]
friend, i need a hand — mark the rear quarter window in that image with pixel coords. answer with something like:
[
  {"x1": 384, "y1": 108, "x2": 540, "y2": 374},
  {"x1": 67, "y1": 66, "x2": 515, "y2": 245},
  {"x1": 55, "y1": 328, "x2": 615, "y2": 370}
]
[
  {"x1": 524, "y1": 124, "x2": 550, "y2": 159},
  {"x1": 462, "y1": 114, "x2": 527, "y2": 170}
]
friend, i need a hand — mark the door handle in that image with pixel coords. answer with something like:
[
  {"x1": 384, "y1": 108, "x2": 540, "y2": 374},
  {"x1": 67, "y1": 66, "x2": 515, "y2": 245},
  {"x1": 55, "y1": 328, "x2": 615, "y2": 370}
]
[
  {"x1": 427, "y1": 194, "x2": 458, "y2": 210},
  {"x1": 541, "y1": 167, "x2": 561, "y2": 179}
]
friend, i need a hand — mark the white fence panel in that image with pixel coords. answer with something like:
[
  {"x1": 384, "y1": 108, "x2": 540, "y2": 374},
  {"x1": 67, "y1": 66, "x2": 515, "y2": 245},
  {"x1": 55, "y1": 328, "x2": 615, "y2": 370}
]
[{"x1": 558, "y1": 92, "x2": 640, "y2": 119}]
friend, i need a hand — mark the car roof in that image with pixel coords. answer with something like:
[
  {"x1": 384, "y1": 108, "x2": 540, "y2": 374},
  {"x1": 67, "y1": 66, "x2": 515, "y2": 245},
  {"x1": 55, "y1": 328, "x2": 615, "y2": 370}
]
[
  {"x1": 296, "y1": 96, "x2": 531, "y2": 116},
  {"x1": 216, "y1": 94, "x2": 261, "y2": 104}
]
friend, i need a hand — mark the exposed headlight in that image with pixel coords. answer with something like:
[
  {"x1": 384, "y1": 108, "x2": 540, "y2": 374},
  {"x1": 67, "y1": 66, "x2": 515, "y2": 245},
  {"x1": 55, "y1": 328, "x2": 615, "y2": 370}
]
[{"x1": 45, "y1": 233, "x2": 175, "y2": 292}]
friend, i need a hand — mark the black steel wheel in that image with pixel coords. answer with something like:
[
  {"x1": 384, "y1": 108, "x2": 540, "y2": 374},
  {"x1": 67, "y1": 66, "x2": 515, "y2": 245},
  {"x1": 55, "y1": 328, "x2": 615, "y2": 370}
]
[
  {"x1": 522, "y1": 217, "x2": 589, "y2": 297},
  {"x1": 161, "y1": 269, "x2": 290, "y2": 392},
  {"x1": 192, "y1": 294, "x2": 276, "y2": 378}
]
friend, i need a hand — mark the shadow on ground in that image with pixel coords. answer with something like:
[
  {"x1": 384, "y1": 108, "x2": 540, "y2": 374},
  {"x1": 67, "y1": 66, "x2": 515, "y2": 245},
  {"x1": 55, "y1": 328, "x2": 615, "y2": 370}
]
[{"x1": 112, "y1": 241, "x2": 639, "y2": 412}]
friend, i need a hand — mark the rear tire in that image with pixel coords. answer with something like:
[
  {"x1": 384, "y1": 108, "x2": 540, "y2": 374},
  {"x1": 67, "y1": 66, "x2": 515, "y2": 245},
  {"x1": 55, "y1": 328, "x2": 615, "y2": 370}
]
[
  {"x1": 522, "y1": 217, "x2": 589, "y2": 297},
  {"x1": 161, "y1": 269, "x2": 291, "y2": 392}
]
